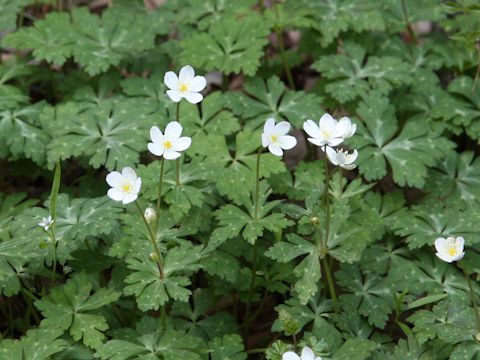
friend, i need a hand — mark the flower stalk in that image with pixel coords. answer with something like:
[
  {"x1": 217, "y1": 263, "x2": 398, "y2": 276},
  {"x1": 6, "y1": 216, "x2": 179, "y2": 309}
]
[{"x1": 462, "y1": 266, "x2": 480, "y2": 338}]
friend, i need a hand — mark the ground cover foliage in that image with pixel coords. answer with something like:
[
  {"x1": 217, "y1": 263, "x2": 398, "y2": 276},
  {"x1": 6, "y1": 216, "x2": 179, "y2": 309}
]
[{"x1": 0, "y1": 0, "x2": 480, "y2": 359}]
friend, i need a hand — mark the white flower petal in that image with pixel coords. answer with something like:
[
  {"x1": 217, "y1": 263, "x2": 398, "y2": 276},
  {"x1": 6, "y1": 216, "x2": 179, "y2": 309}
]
[
  {"x1": 261, "y1": 133, "x2": 269, "y2": 147},
  {"x1": 279, "y1": 135, "x2": 297, "y2": 150},
  {"x1": 179, "y1": 65, "x2": 195, "y2": 83},
  {"x1": 134, "y1": 178, "x2": 142, "y2": 193},
  {"x1": 188, "y1": 76, "x2": 207, "y2": 92},
  {"x1": 334, "y1": 117, "x2": 353, "y2": 138},
  {"x1": 150, "y1": 126, "x2": 164, "y2": 144},
  {"x1": 172, "y1": 137, "x2": 191, "y2": 152},
  {"x1": 166, "y1": 90, "x2": 182, "y2": 102},
  {"x1": 164, "y1": 150, "x2": 181, "y2": 160},
  {"x1": 264, "y1": 118, "x2": 276, "y2": 135},
  {"x1": 165, "y1": 121, "x2": 183, "y2": 138},
  {"x1": 301, "y1": 347, "x2": 315, "y2": 360},
  {"x1": 106, "y1": 171, "x2": 123, "y2": 188},
  {"x1": 436, "y1": 251, "x2": 453, "y2": 263},
  {"x1": 107, "y1": 188, "x2": 124, "y2": 202},
  {"x1": 268, "y1": 144, "x2": 284, "y2": 156},
  {"x1": 307, "y1": 137, "x2": 326, "y2": 147},
  {"x1": 326, "y1": 137, "x2": 344, "y2": 147},
  {"x1": 326, "y1": 146, "x2": 338, "y2": 165},
  {"x1": 122, "y1": 167, "x2": 137, "y2": 181},
  {"x1": 275, "y1": 121, "x2": 291, "y2": 135},
  {"x1": 347, "y1": 149, "x2": 358, "y2": 164},
  {"x1": 303, "y1": 119, "x2": 321, "y2": 138},
  {"x1": 341, "y1": 163, "x2": 357, "y2": 170},
  {"x1": 453, "y1": 252, "x2": 465, "y2": 262},
  {"x1": 319, "y1": 113, "x2": 335, "y2": 133},
  {"x1": 282, "y1": 352, "x2": 301, "y2": 360},
  {"x1": 184, "y1": 92, "x2": 203, "y2": 104},
  {"x1": 148, "y1": 142, "x2": 165, "y2": 156},
  {"x1": 456, "y1": 236, "x2": 465, "y2": 250},
  {"x1": 122, "y1": 193, "x2": 138, "y2": 205},
  {"x1": 164, "y1": 71, "x2": 178, "y2": 90},
  {"x1": 434, "y1": 237, "x2": 447, "y2": 254}
]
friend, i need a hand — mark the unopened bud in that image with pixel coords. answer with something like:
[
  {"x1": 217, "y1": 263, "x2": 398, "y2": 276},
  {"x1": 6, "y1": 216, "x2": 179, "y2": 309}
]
[
  {"x1": 278, "y1": 309, "x2": 299, "y2": 336},
  {"x1": 310, "y1": 216, "x2": 320, "y2": 225},
  {"x1": 144, "y1": 208, "x2": 156, "y2": 224},
  {"x1": 149, "y1": 252, "x2": 158, "y2": 261},
  {"x1": 476, "y1": 332, "x2": 480, "y2": 342}
]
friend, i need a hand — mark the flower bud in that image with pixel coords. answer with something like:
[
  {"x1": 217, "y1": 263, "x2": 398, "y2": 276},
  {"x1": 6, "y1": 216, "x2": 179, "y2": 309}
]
[
  {"x1": 310, "y1": 216, "x2": 320, "y2": 225},
  {"x1": 144, "y1": 208, "x2": 156, "y2": 223},
  {"x1": 149, "y1": 252, "x2": 158, "y2": 261},
  {"x1": 476, "y1": 332, "x2": 480, "y2": 342}
]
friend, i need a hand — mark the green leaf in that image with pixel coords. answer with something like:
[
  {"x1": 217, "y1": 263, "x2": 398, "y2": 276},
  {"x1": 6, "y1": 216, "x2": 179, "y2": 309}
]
[
  {"x1": 124, "y1": 242, "x2": 205, "y2": 311},
  {"x1": 209, "y1": 335, "x2": 247, "y2": 360},
  {"x1": 332, "y1": 338, "x2": 377, "y2": 360},
  {"x1": 180, "y1": 13, "x2": 271, "y2": 75},
  {"x1": 225, "y1": 76, "x2": 323, "y2": 128},
  {"x1": 46, "y1": 99, "x2": 155, "y2": 170},
  {"x1": 389, "y1": 202, "x2": 480, "y2": 249},
  {"x1": 451, "y1": 341, "x2": 480, "y2": 360},
  {"x1": 95, "y1": 317, "x2": 203, "y2": 360},
  {"x1": 349, "y1": 92, "x2": 455, "y2": 188},
  {"x1": 0, "y1": 63, "x2": 30, "y2": 109},
  {"x1": 0, "y1": 0, "x2": 27, "y2": 32},
  {"x1": 336, "y1": 264, "x2": 394, "y2": 328},
  {"x1": 313, "y1": 42, "x2": 411, "y2": 103},
  {"x1": 35, "y1": 273, "x2": 120, "y2": 349}
]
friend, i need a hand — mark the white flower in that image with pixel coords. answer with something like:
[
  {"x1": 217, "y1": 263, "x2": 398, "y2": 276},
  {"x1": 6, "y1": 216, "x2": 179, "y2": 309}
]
[
  {"x1": 434, "y1": 236, "x2": 465, "y2": 263},
  {"x1": 303, "y1": 113, "x2": 356, "y2": 148},
  {"x1": 148, "y1": 121, "x2": 192, "y2": 160},
  {"x1": 164, "y1": 65, "x2": 207, "y2": 104},
  {"x1": 325, "y1": 147, "x2": 358, "y2": 170},
  {"x1": 38, "y1": 215, "x2": 54, "y2": 231},
  {"x1": 106, "y1": 167, "x2": 141, "y2": 205},
  {"x1": 261, "y1": 118, "x2": 297, "y2": 156},
  {"x1": 144, "y1": 208, "x2": 156, "y2": 223},
  {"x1": 282, "y1": 346, "x2": 322, "y2": 360}
]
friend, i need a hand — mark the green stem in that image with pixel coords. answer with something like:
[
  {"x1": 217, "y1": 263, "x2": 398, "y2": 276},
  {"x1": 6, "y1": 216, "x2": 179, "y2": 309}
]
[
  {"x1": 244, "y1": 240, "x2": 259, "y2": 334},
  {"x1": 176, "y1": 102, "x2": 181, "y2": 186},
  {"x1": 246, "y1": 348, "x2": 266, "y2": 355},
  {"x1": 156, "y1": 157, "x2": 165, "y2": 215},
  {"x1": 134, "y1": 201, "x2": 167, "y2": 329},
  {"x1": 473, "y1": 48, "x2": 480, "y2": 91},
  {"x1": 254, "y1": 148, "x2": 262, "y2": 220},
  {"x1": 322, "y1": 146, "x2": 331, "y2": 256},
  {"x1": 463, "y1": 267, "x2": 480, "y2": 335},
  {"x1": 274, "y1": 4, "x2": 295, "y2": 89},
  {"x1": 322, "y1": 256, "x2": 339, "y2": 313},
  {"x1": 400, "y1": 0, "x2": 418, "y2": 44}
]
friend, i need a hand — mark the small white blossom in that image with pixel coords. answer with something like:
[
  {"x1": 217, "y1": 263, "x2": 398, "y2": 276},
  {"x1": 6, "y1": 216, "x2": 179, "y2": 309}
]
[
  {"x1": 164, "y1": 65, "x2": 207, "y2": 104},
  {"x1": 106, "y1": 167, "x2": 141, "y2": 205},
  {"x1": 148, "y1": 121, "x2": 192, "y2": 160},
  {"x1": 261, "y1": 118, "x2": 297, "y2": 156},
  {"x1": 144, "y1": 208, "x2": 156, "y2": 223},
  {"x1": 326, "y1": 147, "x2": 358, "y2": 170},
  {"x1": 282, "y1": 346, "x2": 322, "y2": 360},
  {"x1": 38, "y1": 215, "x2": 54, "y2": 231},
  {"x1": 434, "y1": 236, "x2": 465, "y2": 263},
  {"x1": 303, "y1": 113, "x2": 356, "y2": 148}
]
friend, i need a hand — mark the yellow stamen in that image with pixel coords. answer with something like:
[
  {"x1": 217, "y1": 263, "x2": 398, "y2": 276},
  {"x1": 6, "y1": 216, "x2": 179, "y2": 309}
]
[
  {"x1": 179, "y1": 83, "x2": 188, "y2": 92},
  {"x1": 447, "y1": 247, "x2": 457, "y2": 256},
  {"x1": 164, "y1": 140, "x2": 172, "y2": 149},
  {"x1": 270, "y1": 134, "x2": 279, "y2": 142},
  {"x1": 122, "y1": 183, "x2": 132, "y2": 193}
]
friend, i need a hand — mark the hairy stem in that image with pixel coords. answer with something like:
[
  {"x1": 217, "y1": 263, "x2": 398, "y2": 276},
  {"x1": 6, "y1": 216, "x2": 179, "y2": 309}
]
[
  {"x1": 322, "y1": 256, "x2": 339, "y2": 313},
  {"x1": 156, "y1": 157, "x2": 165, "y2": 216},
  {"x1": 254, "y1": 148, "x2": 262, "y2": 220},
  {"x1": 400, "y1": 0, "x2": 418, "y2": 44},
  {"x1": 176, "y1": 102, "x2": 181, "y2": 186},
  {"x1": 244, "y1": 240, "x2": 259, "y2": 335}
]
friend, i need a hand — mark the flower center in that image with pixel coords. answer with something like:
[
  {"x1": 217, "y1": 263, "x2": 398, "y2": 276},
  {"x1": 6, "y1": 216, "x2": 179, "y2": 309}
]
[
  {"x1": 321, "y1": 130, "x2": 331, "y2": 139},
  {"x1": 447, "y1": 246, "x2": 457, "y2": 256},
  {"x1": 164, "y1": 140, "x2": 173, "y2": 149},
  {"x1": 270, "y1": 134, "x2": 279, "y2": 143},
  {"x1": 179, "y1": 83, "x2": 189, "y2": 93},
  {"x1": 122, "y1": 183, "x2": 132, "y2": 193}
]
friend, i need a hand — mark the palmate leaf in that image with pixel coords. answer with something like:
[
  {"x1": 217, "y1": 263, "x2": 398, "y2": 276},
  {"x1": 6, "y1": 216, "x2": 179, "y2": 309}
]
[
  {"x1": 383, "y1": 336, "x2": 436, "y2": 360},
  {"x1": 0, "y1": 102, "x2": 50, "y2": 165},
  {"x1": 408, "y1": 298, "x2": 476, "y2": 344},
  {"x1": 389, "y1": 201, "x2": 480, "y2": 249},
  {"x1": 95, "y1": 317, "x2": 203, "y2": 360},
  {"x1": 332, "y1": 338, "x2": 377, "y2": 360},
  {"x1": 313, "y1": 43, "x2": 411, "y2": 103},
  {"x1": 210, "y1": 181, "x2": 292, "y2": 246},
  {"x1": 180, "y1": 13, "x2": 271, "y2": 75},
  {"x1": 451, "y1": 341, "x2": 480, "y2": 360},
  {"x1": 348, "y1": 92, "x2": 455, "y2": 188},
  {"x1": 4, "y1": 7, "x2": 157, "y2": 74},
  {"x1": 124, "y1": 242, "x2": 205, "y2": 311},
  {"x1": 0, "y1": 63, "x2": 31, "y2": 109},
  {"x1": 35, "y1": 273, "x2": 120, "y2": 349},
  {"x1": 194, "y1": 129, "x2": 285, "y2": 203},
  {"x1": 336, "y1": 264, "x2": 394, "y2": 329},
  {"x1": 46, "y1": 99, "x2": 156, "y2": 170},
  {"x1": 0, "y1": 327, "x2": 68, "y2": 360},
  {"x1": 225, "y1": 76, "x2": 323, "y2": 129},
  {"x1": 11, "y1": 194, "x2": 122, "y2": 264},
  {"x1": 171, "y1": 289, "x2": 239, "y2": 341},
  {"x1": 209, "y1": 335, "x2": 247, "y2": 360},
  {"x1": 426, "y1": 151, "x2": 480, "y2": 208},
  {"x1": 0, "y1": 0, "x2": 28, "y2": 32},
  {"x1": 382, "y1": 0, "x2": 445, "y2": 33}
]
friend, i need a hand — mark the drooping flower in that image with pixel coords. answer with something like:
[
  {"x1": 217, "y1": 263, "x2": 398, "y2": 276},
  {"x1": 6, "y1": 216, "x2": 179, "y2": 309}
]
[
  {"x1": 164, "y1": 65, "x2": 207, "y2": 104},
  {"x1": 434, "y1": 236, "x2": 465, "y2": 263},
  {"x1": 144, "y1": 208, "x2": 156, "y2": 223},
  {"x1": 38, "y1": 215, "x2": 54, "y2": 231},
  {"x1": 148, "y1": 121, "x2": 192, "y2": 160},
  {"x1": 261, "y1": 118, "x2": 297, "y2": 156},
  {"x1": 106, "y1": 167, "x2": 141, "y2": 205},
  {"x1": 303, "y1": 113, "x2": 355, "y2": 148},
  {"x1": 282, "y1": 346, "x2": 322, "y2": 360},
  {"x1": 325, "y1": 147, "x2": 358, "y2": 170}
]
